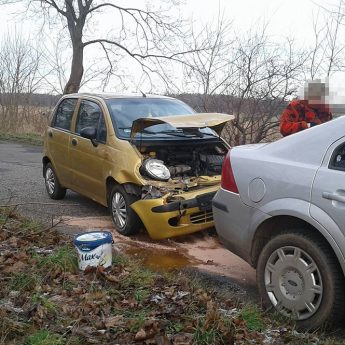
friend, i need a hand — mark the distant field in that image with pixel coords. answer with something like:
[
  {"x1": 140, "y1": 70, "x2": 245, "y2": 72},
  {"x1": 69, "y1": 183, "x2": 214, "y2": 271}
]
[{"x1": 0, "y1": 132, "x2": 43, "y2": 146}]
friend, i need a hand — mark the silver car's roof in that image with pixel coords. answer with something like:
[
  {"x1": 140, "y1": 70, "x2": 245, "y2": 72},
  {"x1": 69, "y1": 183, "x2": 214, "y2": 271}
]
[{"x1": 236, "y1": 115, "x2": 345, "y2": 166}]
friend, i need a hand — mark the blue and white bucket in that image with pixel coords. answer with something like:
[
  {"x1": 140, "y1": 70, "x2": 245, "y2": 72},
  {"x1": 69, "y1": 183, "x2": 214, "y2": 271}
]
[{"x1": 74, "y1": 231, "x2": 113, "y2": 271}]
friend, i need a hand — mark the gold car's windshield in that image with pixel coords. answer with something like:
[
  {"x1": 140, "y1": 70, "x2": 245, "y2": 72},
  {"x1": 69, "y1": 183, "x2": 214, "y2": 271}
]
[{"x1": 106, "y1": 97, "x2": 215, "y2": 139}]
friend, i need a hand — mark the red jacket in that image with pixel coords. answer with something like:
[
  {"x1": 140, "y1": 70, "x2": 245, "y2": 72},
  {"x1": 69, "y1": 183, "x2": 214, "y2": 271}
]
[{"x1": 280, "y1": 100, "x2": 332, "y2": 136}]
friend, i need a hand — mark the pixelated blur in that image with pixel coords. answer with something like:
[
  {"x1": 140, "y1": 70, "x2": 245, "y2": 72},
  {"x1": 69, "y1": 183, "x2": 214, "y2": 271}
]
[
  {"x1": 299, "y1": 79, "x2": 329, "y2": 104},
  {"x1": 299, "y1": 78, "x2": 345, "y2": 115}
]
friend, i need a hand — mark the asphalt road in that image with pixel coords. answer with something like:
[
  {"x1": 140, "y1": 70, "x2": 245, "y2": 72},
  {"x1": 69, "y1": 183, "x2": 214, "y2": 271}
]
[
  {"x1": 0, "y1": 141, "x2": 108, "y2": 223},
  {"x1": 0, "y1": 140, "x2": 257, "y2": 298}
]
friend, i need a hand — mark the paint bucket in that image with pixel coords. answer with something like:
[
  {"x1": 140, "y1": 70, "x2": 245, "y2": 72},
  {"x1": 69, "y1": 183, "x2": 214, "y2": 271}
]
[{"x1": 74, "y1": 231, "x2": 113, "y2": 271}]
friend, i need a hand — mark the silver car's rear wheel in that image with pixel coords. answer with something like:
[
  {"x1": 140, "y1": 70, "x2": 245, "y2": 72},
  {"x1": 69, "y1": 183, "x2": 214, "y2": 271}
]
[
  {"x1": 257, "y1": 231, "x2": 345, "y2": 330},
  {"x1": 264, "y1": 246, "x2": 323, "y2": 320}
]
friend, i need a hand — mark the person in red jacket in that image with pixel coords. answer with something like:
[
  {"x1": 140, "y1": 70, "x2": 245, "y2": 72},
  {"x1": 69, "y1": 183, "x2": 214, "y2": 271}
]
[{"x1": 280, "y1": 80, "x2": 332, "y2": 136}]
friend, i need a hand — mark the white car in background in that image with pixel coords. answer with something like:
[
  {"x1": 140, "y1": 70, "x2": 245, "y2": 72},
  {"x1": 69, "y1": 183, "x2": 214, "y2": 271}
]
[{"x1": 213, "y1": 116, "x2": 345, "y2": 329}]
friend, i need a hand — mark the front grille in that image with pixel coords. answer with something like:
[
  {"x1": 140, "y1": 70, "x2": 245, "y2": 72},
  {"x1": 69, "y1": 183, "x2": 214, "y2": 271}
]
[{"x1": 190, "y1": 210, "x2": 214, "y2": 224}]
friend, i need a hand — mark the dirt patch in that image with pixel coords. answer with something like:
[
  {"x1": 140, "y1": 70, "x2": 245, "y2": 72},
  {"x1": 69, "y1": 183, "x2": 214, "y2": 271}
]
[{"x1": 61, "y1": 216, "x2": 256, "y2": 288}]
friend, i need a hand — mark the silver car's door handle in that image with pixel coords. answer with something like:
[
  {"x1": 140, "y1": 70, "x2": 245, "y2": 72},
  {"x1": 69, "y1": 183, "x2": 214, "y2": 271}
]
[{"x1": 322, "y1": 192, "x2": 345, "y2": 203}]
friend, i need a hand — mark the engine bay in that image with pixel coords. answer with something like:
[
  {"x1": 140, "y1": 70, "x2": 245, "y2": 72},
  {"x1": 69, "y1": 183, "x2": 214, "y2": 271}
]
[{"x1": 138, "y1": 141, "x2": 228, "y2": 180}]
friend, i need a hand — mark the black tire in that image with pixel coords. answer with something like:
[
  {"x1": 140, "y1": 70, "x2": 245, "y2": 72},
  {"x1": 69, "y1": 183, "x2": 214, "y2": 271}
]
[
  {"x1": 44, "y1": 162, "x2": 66, "y2": 200},
  {"x1": 109, "y1": 184, "x2": 142, "y2": 236},
  {"x1": 256, "y1": 230, "x2": 345, "y2": 330}
]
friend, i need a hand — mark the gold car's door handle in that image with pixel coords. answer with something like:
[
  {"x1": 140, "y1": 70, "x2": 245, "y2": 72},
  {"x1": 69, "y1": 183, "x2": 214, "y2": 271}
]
[
  {"x1": 71, "y1": 138, "x2": 78, "y2": 146},
  {"x1": 48, "y1": 130, "x2": 53, "y2": 138}
]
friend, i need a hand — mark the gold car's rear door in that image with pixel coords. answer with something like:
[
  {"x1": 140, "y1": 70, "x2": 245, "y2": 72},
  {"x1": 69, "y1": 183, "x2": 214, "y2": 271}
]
[{"x1": 46, "y1": 98, "x2": 78, "y2": 187}]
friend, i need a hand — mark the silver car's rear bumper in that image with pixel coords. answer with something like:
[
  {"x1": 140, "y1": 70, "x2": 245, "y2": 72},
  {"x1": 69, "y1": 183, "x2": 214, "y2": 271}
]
[{"x1": 213, "y1": 188, "x2": 269, "y2": 266}]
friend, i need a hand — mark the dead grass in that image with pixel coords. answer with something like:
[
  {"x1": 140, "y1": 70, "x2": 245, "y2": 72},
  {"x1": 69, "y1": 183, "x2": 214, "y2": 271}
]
[
  {"x1": 1, "y1": 207, "x2": 345, "y2": 345},
  {"x1": 0, "y1": 132, "x2": 43, "y2": 146}
]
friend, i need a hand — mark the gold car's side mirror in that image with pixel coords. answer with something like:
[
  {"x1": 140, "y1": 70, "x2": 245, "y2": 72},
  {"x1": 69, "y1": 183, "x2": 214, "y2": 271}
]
[{"x1": 80, "y1": 126, "x2": 98, "y2": 147}]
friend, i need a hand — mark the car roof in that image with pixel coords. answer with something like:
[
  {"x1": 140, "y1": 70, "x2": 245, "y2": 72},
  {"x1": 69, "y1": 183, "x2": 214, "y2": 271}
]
[
  {"x1": 62, "y1": 93, "x2": 174, "y2": 100},
  {"x1": 260, "y1": 115, "x2": 345, "y2": 165}
]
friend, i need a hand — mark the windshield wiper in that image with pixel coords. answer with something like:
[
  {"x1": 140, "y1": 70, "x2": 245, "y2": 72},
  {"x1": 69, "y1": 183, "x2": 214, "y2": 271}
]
[
  {"x1": 119, "y1": 127, "x2": 218, "y2": 138},
  {"x1": 142, "y1": 129, "x2": 189, "y2": 137},
  {"x1": 161, "y1": 129, "x2": 219, "y2": 138}
]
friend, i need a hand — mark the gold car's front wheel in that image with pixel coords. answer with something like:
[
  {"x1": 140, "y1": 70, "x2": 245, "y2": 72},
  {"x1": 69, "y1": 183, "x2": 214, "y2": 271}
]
[{"x1": 109, "y1": 185, "x2": 142, "y2": 236}]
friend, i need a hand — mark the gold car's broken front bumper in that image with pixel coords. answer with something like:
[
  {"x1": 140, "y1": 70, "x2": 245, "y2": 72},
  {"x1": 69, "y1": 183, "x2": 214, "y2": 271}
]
[{"x1": 130, "y1": 185, "x2": 219, "y2": 240}]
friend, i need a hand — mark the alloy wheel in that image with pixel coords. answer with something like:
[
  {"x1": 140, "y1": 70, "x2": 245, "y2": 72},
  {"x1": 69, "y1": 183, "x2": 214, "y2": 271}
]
[
  {"x1": 45, "y1": 167, "x2": 55, "y2": 195},
  {"x1": 112, "y1": 192, "x2": 127, "y2": 229}
]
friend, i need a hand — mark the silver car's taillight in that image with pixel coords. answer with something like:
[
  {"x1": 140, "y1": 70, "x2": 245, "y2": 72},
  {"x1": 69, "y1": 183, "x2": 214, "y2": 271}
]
[{"x1": 221, "y1": 150, "x2": 239, "y2": 193}]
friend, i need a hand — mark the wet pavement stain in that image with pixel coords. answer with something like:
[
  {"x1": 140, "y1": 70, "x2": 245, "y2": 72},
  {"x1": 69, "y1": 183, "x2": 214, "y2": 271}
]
[{"x1": 124, "y1": 248, "x2": 201, "y2": 271}]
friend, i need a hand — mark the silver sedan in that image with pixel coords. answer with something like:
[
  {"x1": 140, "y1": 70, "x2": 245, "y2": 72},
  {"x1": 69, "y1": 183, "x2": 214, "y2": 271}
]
[{"x1": 213, "y1": 115, "x2": 345, "y2": 330}]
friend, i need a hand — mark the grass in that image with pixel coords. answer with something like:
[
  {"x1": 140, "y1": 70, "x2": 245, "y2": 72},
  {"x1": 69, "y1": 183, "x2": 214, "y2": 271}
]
[
  {"x1": 166, "y1": 321, "x2": 184, "y2": 334},
  {"x1": 36, "y1": 245, "x2": 78, "y2": 274},
  {"x1": 9, "y1": 272, "x2": 38, "y2": 292},
  {"x1": 128, "y1": 311, "x2": 149, "y2": 333},
  {"x1": 25, "y1": 330, "x2": 63, "y2": 345},
  {"x1": 133, "y1": 288, "x2": 150, "y2": 303},
  {"x1": 239, "y1": 305, "x2": 266, "y2": 331},
  {"x1": 193, "y1": 317, "x2": 229, "y2": 345},
  {"x1": 20, "y1": 218, "x2": 42, "y2": 233},
  {"x1": 120, "y1": 264, "x2": 156, "y2": 289},
  {"x1": 0, "y1": 132, "x2": 43, "y2": 146},
  {"x1": 31, "y1": 294, "x2": 57, "y2": 314}
]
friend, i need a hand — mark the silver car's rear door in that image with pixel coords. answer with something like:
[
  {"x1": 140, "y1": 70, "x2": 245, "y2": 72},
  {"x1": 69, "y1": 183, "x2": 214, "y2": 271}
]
[{"x1": 310, "y1": 137, "x2": 345, "y2": 236}]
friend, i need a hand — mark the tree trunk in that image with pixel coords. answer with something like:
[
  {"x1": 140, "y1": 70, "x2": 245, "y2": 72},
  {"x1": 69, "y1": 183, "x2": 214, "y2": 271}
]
[{"x1": 63, "y1": 41, "x2": 84, "y2": 94}]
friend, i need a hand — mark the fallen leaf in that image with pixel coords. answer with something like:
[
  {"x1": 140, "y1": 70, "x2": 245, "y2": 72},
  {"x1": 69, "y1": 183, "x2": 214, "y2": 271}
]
[
  {"x1": 104, "y1": 315, "x2": 124, "y2": 328},
  {"x1": 3, "y1": 260, "x2": 27, "y2": 273},
  {"x1": 155, "y1": 334, "x2": 172, "y2": 345},
  {"x1": 172, "y1": 333, "x2": 193, "y2": 345},
  {"x1": 135, "y1": 328, "x2": 147, "y2": 341}
]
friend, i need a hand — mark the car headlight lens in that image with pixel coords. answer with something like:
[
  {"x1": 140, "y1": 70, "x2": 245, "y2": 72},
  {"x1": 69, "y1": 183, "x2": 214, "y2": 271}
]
[{"x1": 141, "y1": 159, "x2": 171, "y2": 181}]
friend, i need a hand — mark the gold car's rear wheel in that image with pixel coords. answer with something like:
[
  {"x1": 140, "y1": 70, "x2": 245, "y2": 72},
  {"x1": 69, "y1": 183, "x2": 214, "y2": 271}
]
[
  {"x1": 109, "y1": 185, "x2": 141, "y2": 236},
  {"x1": 44, "y1": 163, "x2": 66, "y2": 200}
]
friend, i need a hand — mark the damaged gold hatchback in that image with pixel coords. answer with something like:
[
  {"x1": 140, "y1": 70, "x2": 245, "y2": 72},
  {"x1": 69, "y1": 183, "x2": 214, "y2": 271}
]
[{"x1": 43, "y1": 94, "x2": 233, "y2": 239}]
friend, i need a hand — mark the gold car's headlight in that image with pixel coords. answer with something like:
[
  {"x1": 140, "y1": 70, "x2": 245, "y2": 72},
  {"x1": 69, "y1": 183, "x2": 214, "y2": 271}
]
[{"x1": 141, "y1": 158, "x2": 170, "y2": 181}]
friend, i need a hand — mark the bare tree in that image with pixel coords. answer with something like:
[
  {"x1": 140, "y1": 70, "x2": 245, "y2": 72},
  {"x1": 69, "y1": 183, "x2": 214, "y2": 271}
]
[
  {"x1": 0, "y1": 33, "x2": 45, "y2": 132},
  {"x1": 1, "y1": 0, "x2": 203, "y2": 94},
  {"x1": 182, "y1": 17, "x2": 237, "y2": 111},
  {"x1": 40, "y1": 32, "x2": 124, "y2": 94},
  {"x1": 307, "y1": 0, "x2": 345, "y2": 79},
  {"x1": 181, "y1": 24, "x2": 306, "y2": 146}
]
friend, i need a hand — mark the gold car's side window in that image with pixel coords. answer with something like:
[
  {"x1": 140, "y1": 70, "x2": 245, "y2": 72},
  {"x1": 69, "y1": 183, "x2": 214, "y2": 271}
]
[
  {"x1": 53, "y1": 98, "x2": 77, "y2": 130},
  {"x1": 76, "y1": 100, "x2": 107, "y2": 143}
]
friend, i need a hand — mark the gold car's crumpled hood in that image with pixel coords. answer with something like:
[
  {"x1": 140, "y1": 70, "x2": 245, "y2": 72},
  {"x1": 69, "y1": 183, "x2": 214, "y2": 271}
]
[{"x1": 130, "y1": 113, "x2": 234, "y2": 138}]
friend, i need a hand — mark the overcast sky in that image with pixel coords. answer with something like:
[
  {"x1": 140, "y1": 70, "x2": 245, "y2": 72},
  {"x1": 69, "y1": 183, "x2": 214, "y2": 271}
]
[
  {"x1": 1, "y1": 0, "x2": 336, "y2": 42},
  {"x1": 1, "y1": 0, "x2": 344, "y2": 96}
]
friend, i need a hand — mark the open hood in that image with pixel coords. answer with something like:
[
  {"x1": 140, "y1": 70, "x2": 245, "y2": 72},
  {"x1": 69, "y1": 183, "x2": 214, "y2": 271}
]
[{"x1": 130, "y1": 113, "x2": 234, "y2": 138}]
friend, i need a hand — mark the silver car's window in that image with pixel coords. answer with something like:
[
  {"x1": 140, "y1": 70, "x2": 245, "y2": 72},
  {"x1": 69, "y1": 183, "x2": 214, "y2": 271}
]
[
  {"x1": 330, "y1": 142, "x2": 345, "y2": 171},
  {"x1": 53, "y1": 98, "x2": 77, "y2": 130}
]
